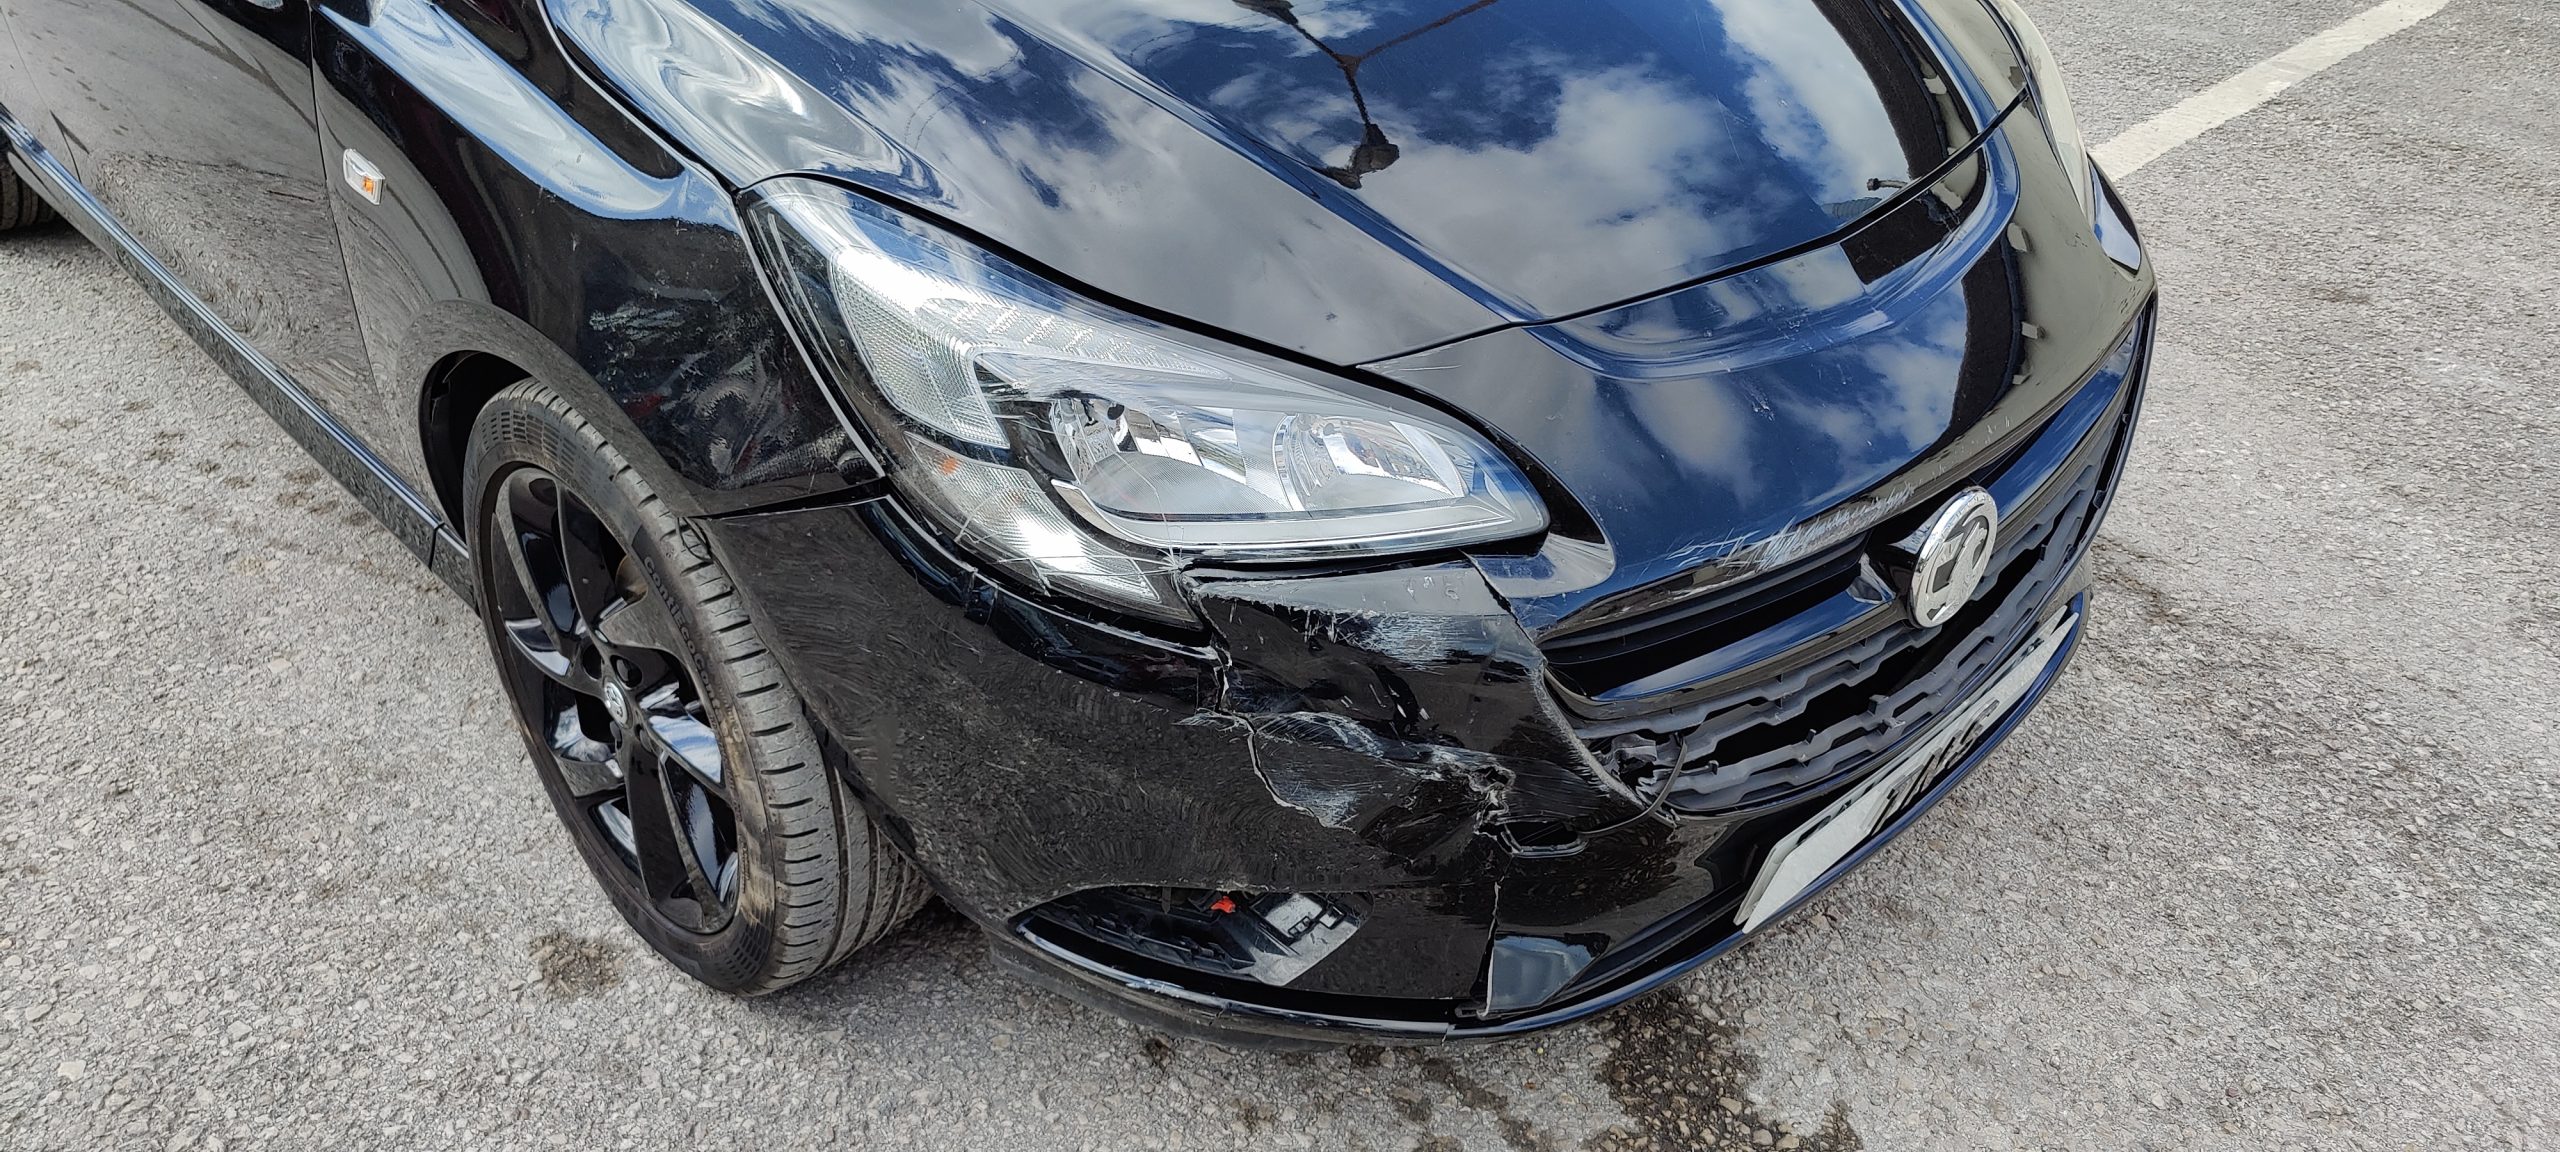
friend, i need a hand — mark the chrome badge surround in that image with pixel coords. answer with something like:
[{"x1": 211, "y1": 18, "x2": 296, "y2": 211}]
[{"x1": 1905, "y1": 488, "x2": 2000, "y2": 627}]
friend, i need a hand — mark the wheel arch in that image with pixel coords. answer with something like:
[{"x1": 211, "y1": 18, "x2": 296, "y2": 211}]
[
  {"x1": 316, "y1": 0, "x2": 863, "y2": 547},
  {"x1": 387, "y1": 299, "x2": 691, "y2": 531},
  {"x1": 421, "y1": 349, "x2": 534, "y2": 531}
]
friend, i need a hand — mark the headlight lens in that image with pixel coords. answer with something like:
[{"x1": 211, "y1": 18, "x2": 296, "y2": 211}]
[
  {"x1": 744, "y1": 178, "x2": 1546, "y2": 621},
  {"x1": 1981, "y1": 0, "x2": 2095, "y2": 219}
]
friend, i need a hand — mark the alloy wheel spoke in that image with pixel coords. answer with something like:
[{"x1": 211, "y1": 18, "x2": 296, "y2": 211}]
[
  {"x1": 544, "y1": 702, "x2": 623, "y2": 799},
  {"x1": 593, "y1": 592, "x2": 679, "y2": 660},
  {"x1": 678, "y1": 783, "x2": 728, "y2": 906},
  {"x1": 503, "y1": 472, "x2": 579, "y2": 638},
  {"x1": 639, "y1": 684, "x2": 724, "y2": 791},
  {"x1": 492, "y1": 523, "x2": 572, "y2": 681},
  {"x1": 619, "y1": 746, "x2": 725, "y2": 931},
  {"x1": 498, "y1": 635, "x2": 558, "y2": 733},
  {"x1": 491, "y1": 478, "x2": 590, "y2": 689},
  {"x1": 497, "y1": 615, "x2": 574, "y2": 683},
  {"x1": 556, "y1": 492, "x2": 622, "y2": 637}
]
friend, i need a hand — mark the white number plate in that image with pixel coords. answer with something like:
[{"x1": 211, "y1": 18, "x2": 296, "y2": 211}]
[{"x1": 1735, "y1": 607, "x2": 2080, "y2": 932}]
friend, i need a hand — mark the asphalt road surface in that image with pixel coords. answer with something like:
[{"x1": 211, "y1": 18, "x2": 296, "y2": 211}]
[{"x1": 5, "y1": 1, "x2": 2556, "y2": 1149}]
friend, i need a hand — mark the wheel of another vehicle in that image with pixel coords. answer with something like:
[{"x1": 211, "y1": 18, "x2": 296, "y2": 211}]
[
  {"x1": 464, "y1": 379, "x2": 928, "y2": 994},
  {"x1": 1, "y1": 162, "x2": 58, "y2": 232}
]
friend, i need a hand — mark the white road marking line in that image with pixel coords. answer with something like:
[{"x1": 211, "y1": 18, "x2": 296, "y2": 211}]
[{"x1": 2092, "y1": 0, "x2": 2456, "y2": 176}]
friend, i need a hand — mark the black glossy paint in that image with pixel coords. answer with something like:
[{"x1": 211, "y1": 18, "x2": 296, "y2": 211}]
[
  {"x1": 1393, "y1": 112, "x2": 2152, "y2": 640},
  {"x1": 312, "y1": 0, "x2": 862, "y2": 524},
  {"x1": 2, "y1": 0, "x2": 375, "y2": 411},
  {"x1": 0, "y1": 114, "x2": 449, "y2": 573},
  {"x1": 546, "y1": 0, "x2": 2022, "y2": 362},
  {"x1": 0, "y1": 0, "x2": 2152, "y2": 1042},
  {"x1": 0, "y1": 11, "x2": 37, "y2": 177}
]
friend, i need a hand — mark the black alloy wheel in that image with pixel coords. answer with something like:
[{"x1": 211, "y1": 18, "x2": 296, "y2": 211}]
[
  {"x1": 485, "y1": 466, "x2": 742, "y2": 935},
  {"x1": 465, "y1": 380, "x2": 927, "y2": 993}
]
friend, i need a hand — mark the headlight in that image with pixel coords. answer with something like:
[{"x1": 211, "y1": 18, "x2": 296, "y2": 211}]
[
  {"x1": 1980, "y1": 0, "x2": 2095, "y2": 219},
  {"x1": 743, "y1": 178, "x2": 1547, "y2": 623}
]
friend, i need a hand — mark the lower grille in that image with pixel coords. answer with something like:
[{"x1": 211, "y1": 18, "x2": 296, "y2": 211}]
[{"x1": 1569, "y1": 346, "x2": 2142, "y2": 814}]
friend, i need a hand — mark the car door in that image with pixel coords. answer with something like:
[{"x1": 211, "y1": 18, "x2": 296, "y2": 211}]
[
  {"x1": 0, "y1": 10, "x2": 29, "y2": 127},
  {"x1": 3, "y1": 0, "x2": 373, "y2": 432},
  {"x1": 0, "y1": 7, "x2": 58, "y2": 150}
]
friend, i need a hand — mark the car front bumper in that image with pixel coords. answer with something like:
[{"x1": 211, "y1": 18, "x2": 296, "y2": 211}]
[
  {"x1": 692, "y1": 303, "x2": 2151, "y2": 1044},
  {"x1": 998, "y1": 591, "x2": 2092, "y2": 1046}
]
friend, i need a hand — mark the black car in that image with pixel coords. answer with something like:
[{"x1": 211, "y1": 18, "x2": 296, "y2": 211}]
[{"x1": 0, "y1": 0, "x2": 2152, "y2": 1042}]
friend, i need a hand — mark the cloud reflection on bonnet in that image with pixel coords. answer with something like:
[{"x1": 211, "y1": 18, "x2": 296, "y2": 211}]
[
  {"x1": 551, "y1": 0, "x2": 2025, "y2": 605},
  {"x1": 648, "y1": 0, "x2": 1962, "y2": 342},
  {"x1": 1076, "y1": 0, "x2": 1958, "y2": 316}
]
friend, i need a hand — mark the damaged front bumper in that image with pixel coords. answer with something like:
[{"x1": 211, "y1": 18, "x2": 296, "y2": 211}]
[
  {"x1": 697, "y1": 312, "x2": 2151, "y2": 1045},
  {"x1": 1010, "y1": 592, "x2": 2088, "y2": 1045}
]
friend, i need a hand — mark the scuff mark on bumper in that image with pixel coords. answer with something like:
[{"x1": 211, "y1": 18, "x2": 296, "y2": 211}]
[
  {"x1": 1177, "y1": 709, "x2": 1507, "y2": 831},
  {"x1": 1187, "y1": 562, "x2": 1643, "y2": 838}
]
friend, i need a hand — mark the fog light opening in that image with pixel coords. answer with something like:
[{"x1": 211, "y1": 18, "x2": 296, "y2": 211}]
[{"x1": 1029, "y1": 886, "x2": 1368, "y2": 988}]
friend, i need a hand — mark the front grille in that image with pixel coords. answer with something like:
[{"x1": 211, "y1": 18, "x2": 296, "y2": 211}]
[{"x1": 1566, "y1": 350, "x2": 2142, "y2": 814}]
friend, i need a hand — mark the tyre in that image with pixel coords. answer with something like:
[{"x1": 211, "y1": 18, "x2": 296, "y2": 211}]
[
  {"x1": 1, "y1": 160, "x2": 57, "y2": 232},
  {"x1": 464, "y1": 379, "x2": 927, "y2": 993}
]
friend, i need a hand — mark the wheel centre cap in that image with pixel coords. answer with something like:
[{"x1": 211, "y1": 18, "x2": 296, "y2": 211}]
[{"x1": 602, "y1": 679, "x2": 632, "y2": 727}]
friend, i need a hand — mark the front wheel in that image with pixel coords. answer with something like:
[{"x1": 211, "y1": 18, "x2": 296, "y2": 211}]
[
  {"x1": 464, "y1": 380, "x2": 927, "y2": 993},
  {"x1": 1, "y1": 161, "x2": 58, "y2": 232}
]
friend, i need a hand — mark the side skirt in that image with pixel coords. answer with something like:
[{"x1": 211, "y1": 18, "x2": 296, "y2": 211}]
[{"x1": 1, "y1": 112, "x2": 476, "y2": 606}]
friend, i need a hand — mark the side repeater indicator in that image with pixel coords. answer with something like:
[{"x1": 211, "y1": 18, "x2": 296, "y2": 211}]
[{"x1": 341, "y1": 149, "x2": 384, "y2": 205}]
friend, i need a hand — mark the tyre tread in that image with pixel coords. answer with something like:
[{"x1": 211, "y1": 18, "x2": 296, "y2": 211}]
[{"x1": 0, "y1": 163, "x2": 58, "y2": 233}]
